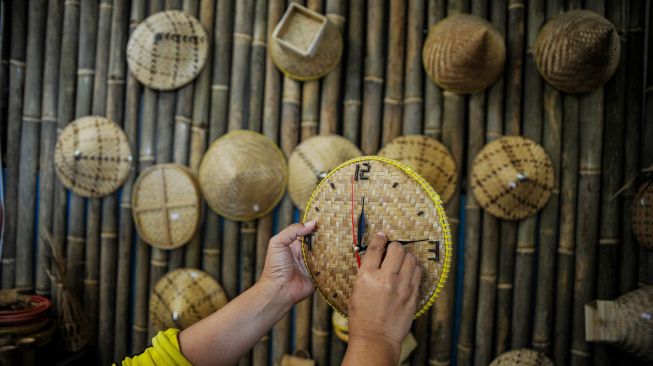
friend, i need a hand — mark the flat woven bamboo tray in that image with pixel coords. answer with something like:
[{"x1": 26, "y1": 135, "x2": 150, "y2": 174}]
[
  {"x1": 489, "y1": 349, "x2": 554, "y2": 366},
  {"x1": 132, "y1": 163, "x2": 202, "y2": 250},
  {"x1": 288, "y1": 135, "x2": 362, "y2": 209},
  {"x1": 632, "y1": 181, "x2": 653, "y2": 249},
  {"x1": 534, "y1": 10, "x2": 620, "y2": 94},
  {"x1": 378, "y1": 135, "x2": 458, "y2": 204},
  {"x1": 150, "y1": 268, "x2": 228, "y2": 331},
  {"x1": 269, "y1": 3, "x2": 343, "y2": 81},
  {"x1": 302, "y1": 156, "x2": 452, "y2": 319},
  {"x1": 422, "y1": 13, "x2": 505, "y2": 94},
  {"x1": 54, "y1": 116, "x2": 133, "y2": 198},
  {"x1": 470, "y1": 136, "x2": 554, "y2": 220},
  {"x1": 198, "y1": 130, "x2": 287, "y2": 221},
  {"x1": 126, "y1": 10, "x2": 209, "y2": 90}
]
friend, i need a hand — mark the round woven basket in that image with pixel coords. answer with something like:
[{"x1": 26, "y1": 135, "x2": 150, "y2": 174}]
[
  {"x1": 132, "y1": 163, "x2": 202, "y2": 250},
  {"x1": 288, "y1": 135, "x2": 362, "y2": 209},
  {"x1": 632, "y1": 181, "x2": 653, "y2": 249},
  {"x1": 198, "y1": 130, "x2": 288, "y2": 221},
  {"x1": 490, "y1": 349, "x2": 553, "y2": 366},
  {"x1": 126, "y1": 10, "x2": 209, "y2": 90},
  {"x1": 0, "y1": 292, "x2": 51, "y2": 326},
  {"x1": 302, "y1": 156, "x2": 452, "y2": 319},
  {"x1": 470, "y1": 136, "x2": 554, "y2": 221},
  {"x1": 534, "y1": 9, "x2": 620, "y2": 94},
  {"x1": 422, "y1": 13, "x2": 505, "y2": 94},
  {"x1": 149, "y1": 268, "x2": 228, "y2": 331},
  {"x1": 378, "y1": 135, "x2": 458, "y2": 204},
  {"x1": 54, "y1": 116, "x2": 133, "y2": 198}
]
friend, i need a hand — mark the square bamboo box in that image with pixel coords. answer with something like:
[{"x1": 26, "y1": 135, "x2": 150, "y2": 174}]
[{"x1": 272, "y1": 3, "x2": 327, "y2": 57}]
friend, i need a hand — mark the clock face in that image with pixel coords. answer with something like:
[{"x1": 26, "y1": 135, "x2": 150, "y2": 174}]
[{"x1": 302, "y1": 156, "x2": 452, "y2": 318}]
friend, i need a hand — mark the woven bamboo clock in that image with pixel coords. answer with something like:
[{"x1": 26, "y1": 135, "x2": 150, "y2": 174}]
[{"x1": 302, "y1": 156, "x2": 452, "y2": 319}]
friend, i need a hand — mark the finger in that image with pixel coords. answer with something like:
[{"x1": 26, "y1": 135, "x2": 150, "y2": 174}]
[
  {"x1": 410, "y1": 265, "x2": 422, "y2": 301},
  {"x1": 398, "y1": 252, "x2": 417, "y2": 283},
  {"x1": 271, "y1": 221, "x2": 316, "y2": 248},
  {"x1": 381, "y1": 242, "x2": 405, "y2": 274},
  {"x1": 291, "y1": 241, "x2": 311, "y2": 278},
  {"x1": 361, "y1": 232, "x2": 387, "y2": 270}
]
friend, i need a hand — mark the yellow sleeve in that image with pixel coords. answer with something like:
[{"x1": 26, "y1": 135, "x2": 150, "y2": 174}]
[{"x1": 119, "y1": 329, "x2": 192, "y2": 366}]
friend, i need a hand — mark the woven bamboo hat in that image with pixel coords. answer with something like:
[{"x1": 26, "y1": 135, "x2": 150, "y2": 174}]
[
  {"x1": 149, "y1": 268, "x2": 228, "y2": 331},
  {"x1": 54, "y1": 116, "x2": 133, "y2": 198},
  {"x1": 198, "y1": 130, "x2": 287, "y2": 221},
  {"x1": 490, "y1": 349, "x2": 553, "y2": 366},
  {"x1": 422, "y1": 13, "x2": 505, "y2": 94},
  {"x1": 269, "y1": 3, "x2": 343, "y2": 81},
  {"x1": 288, "y1": 135, "x2": 362, "y2": 209},
  {"x1": 127, "y1": 10, "x2": 208, "y2": 90},
  {"x1": 632, "y1": 181, "x2": 653, "y2": 249},
  {"x1": 534, "y1": 10, "x2": 620, "y2": 94},
  {"x1": 470, "y1": 136, "x2": 554, "y2": 220},
  {"x1": 378, "y1": 135, "x2": 458, "y2": 203},
  {"x1": 132, "y1": 164, "x2": 201, "y2": 249}
]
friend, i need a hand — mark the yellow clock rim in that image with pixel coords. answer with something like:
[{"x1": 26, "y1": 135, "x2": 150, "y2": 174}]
[{"x1": 301, "y1": 155, "x2": 453, "y2": 319}]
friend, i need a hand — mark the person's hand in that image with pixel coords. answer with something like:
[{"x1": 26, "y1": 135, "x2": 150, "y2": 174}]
[
  {"x1": 346, "y1": 231, "x2": 422, "y2": 363},
  {"x1": 260, "y1": 221, "x2": 317, "y2": 304}
]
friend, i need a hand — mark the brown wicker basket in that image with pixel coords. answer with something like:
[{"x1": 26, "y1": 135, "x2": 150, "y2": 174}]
[
  {"x1": 288, "y1": 135, "x2": 362, "y2": 209},
  {"x1": 54, "y1": 116, "x2": 133, "y2": 198},
  {"x1": 632, "y1": 181, "x2": 653, "y2": 249},
  {"x1": 585, "y1": 286, "x2": 653, "y2": 361},
  {"x1": 422, "y1": 13, "x2": 505, "y2": 94},
  {"x1": 132, "y1": 164, "x2": 202, "y2": 250},
  {"x1": 302, "y1": 157, "x2": 452, "y2": 319},
  {"x1": 534, "y1": 10, "x2": 620, "y2": 94},
  {"x1": 149, "y1": 268, "x2": 228, "y2": 332},
  {"x1": 126, "y1": 10, "x2": 209, "y2": 90},
  {"x1": 378, "y1": 135, "x2": 458, "y2": 204},
  {"x1": 198, "y1": 130, "x2": 287, "y2": 221},
  {"x1": 470, "y1": 136, "x2": 554, "y2": 220},
  {"x1": 489, "y1": 349, "x2": 554, "y2": 366}
]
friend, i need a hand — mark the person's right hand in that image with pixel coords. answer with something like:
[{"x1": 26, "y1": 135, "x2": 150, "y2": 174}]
[{"x1": 346, "y1": 231, "x2": 422, "y2": 363}]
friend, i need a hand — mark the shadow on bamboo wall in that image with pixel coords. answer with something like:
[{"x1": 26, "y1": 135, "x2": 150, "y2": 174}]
[{"x1": 0, "y1": 0, "x2": 652, "y2": 365}]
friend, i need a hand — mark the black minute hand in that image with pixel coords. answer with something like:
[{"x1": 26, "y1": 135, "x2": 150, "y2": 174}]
[{"x1": 357, "y1": 197, "x2": 366, "y2": 248}]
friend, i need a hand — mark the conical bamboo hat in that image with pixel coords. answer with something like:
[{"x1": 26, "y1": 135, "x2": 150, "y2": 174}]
[
  {"x1": 632, "y1": 181, "x2": 653, "y2": 249},
  {"x1": 490, "y1": 349, "x2": 553, "y2": 366},
  {"x1": 198, "y1": 130, "x2": 287, "y2": 221},
  {"x1": 534, "y1": 10, "x2": 620, "y2": 94},
  {"x1": 422, "y1": 13, "x2": 505, "y2": 94}
]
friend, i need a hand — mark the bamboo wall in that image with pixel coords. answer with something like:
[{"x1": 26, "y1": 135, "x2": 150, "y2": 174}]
[{"x1": 1, "y1": 0, "x2": 652, "y2": 365}]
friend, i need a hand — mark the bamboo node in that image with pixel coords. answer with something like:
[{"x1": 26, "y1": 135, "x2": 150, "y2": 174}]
[
  {"x1": 64, "y1": 0, "x2": 80, "y2": 5},
  {"x1": 234, "y1": 32, "x2": 253, "y2": 42},
  {"x1": 457, "y1": 343, "x2": 472, "y2": 352},
  {"x1": 23, "y1": 116, "x2": 40, "y2": 123},
  {"x1": 497, "y1": 282, "x2": 514, "y2": 289},
  {"x1": 120, "y1": 202, "x2": 132, "y2": 209},
  {"x1": 241, "y1": 227, "x2": 257, "y2": 234},
  {"x1": 108, "y1": 79, "x2": 125, "y2": 85},
  {"x1": 100, "y1": 3, "x2": 113, "y2": 10},
  {"x1": 41, "y1": 116, "x2": 57, "y2": 124},
  {"x1": 175, "y1": 116, "x2": 191, "y2": 125},
  {"x1": 1, "y1": 258, "x2": 16, "y2": 264},
  {"x1": 252, "y1": 40, "x2": 267, "y2": 47},
  {"x1": 150, "y1": 259, "x2": 167, "y2": 267},
  {"x1": 579, "y1": 167, "x2": 601, "y2": 175},
  {"x1": 516, "y1": 246, "x2": 535, "y2": 254},
  {"x1": 558, "y1": 247, "x2": 574, "y2": 255},
  {"x1": 383, "y1": 97, "x2": 402, "y2": 105},
  {"x1": 83, "y1": 279, "x2": 98, "y2": 286},
  {"x1": 202, "y1": 248, "x2": 220, "y2": 255},
  {"x1": 100, "y1": 232, "x2": 118, "y2": 239},
  {"x1": 258, "y1": 335, "x2": 270, "y2": 342},
  {"x1": 364, "y1": 76, "x2": 383, "y2": 84},
  {"x1": 508, "y1": 1, "x2": 525, "y2": 9},
  {"x1": 311, "y1": 327, "x2": 329, "y2": 336},
  {"x1": 404, "y1": 97, "x2": 423, "y2": 104},
  {"x1": 301, "y1": 120, "x2": 318, "y2": 127},
  {"x1": 282, "y1": 97, "x2": 301, "y2": 105},
  {"x1": 570, "y1": 348, "x2": 590, "y2": 357},
  {"x1": 9, "y1": 59, "x2": 26, "y2": 68},
  {"x1": 67, "y1": 235, "x2": 85, "y2": 243},
  {"x1": 211, "y1": 84, "x2": 229, "y2": 91},
  {"x1": 480, "y1": 274, "x2": 497, "y2": 282},
  {"x1": 77, "y1": 68, "x2": 95, "y2": 76},
  {"x1": 428, "y1": 357, "x2": 451, "y2": 366},
  {"x1": 139, "y1": 155, "x2": 155, "y2": 162},
  {"x1": 132, "y1": 324, "x2": 147, "y2": 332},
  {"x1": 598, "y1": 238, "x2": 619, "y2": 246},
  {"x1": 343, "y1": 99, "x2": 361, "y2": 106}
]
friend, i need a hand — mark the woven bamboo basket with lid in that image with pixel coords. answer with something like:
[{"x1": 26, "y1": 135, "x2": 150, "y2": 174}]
[
  {"x1": 632, "y1": 180, "x2": 653, "y2": 249},
  {"x1": 269, "y1": 3, "x2": 343, "y2": 81},
  {"x1": 198, "y1": 130, "x2": 288, "y2": 221},
  {"x1": 54, "y1": 116, "x2": 133, "y2": 198},
  {"x1": 302, "y1": 156, "x2": 452, "y2": 319},
  {"x1": 288, "y1": 135, "x2": 362, "y2": 209},
  {"x1": 534, "y1": 9, "x2": 620, "y2": 94},
  {"x1": 132, "y1": 163, "x2": 202, "y2": 250},
  {"x1": 378, "y1": 135, "x2": 458, "y2": 204},
  {"x1": 149, "y1": 268, "x2": 228, "y2": 332},
  {"x1": 489, "y1": 349, "x2": 554, "y2": 366},
  {"x1": 422, "y1": 13, "x2": 505, "y2": 94},
  {"x1": 470, "y1": 136, "x2": 554, "y2": 221},
  {"x1": 126, "y1": 10, "x2": 209, "y2": 91},
  {"x1": 585, "y1": 286, "x2": 653, "y2": 361}
]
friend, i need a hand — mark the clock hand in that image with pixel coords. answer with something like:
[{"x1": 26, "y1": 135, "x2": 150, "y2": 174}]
[
  {"x1": 350, "y1": 175, "x2": 361, "y2": 267},
  {"x1": 357, "y1": 197, "x2": 366, "y2": 248},
  {"x1": 393, "y1": 239, "x2": 439, "y2": 245}
]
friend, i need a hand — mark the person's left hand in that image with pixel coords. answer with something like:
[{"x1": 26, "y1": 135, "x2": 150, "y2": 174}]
[{"x1": 260, "y1": 221, "x2": 317, "y2": 303}]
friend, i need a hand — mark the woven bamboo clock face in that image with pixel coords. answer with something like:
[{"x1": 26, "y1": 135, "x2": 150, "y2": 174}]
[{"x1": 302, "y1": 157, "x2": 452, "y2": 318}]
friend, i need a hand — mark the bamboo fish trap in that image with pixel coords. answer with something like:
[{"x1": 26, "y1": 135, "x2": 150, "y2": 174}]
[
  {"x1": 489, "y1": 348, "x2": 554, "y2": 366},
  {"x1": 632, "y1": 180, "x2": 653, "y2": 249}
]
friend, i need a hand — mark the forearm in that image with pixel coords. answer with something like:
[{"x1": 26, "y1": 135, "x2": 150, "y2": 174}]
[
  {"x1": 342, "y1": 335, "x2": 400, "y2": 366},
  {"x1": 178, "y1": 279, "x2": 294, "y2": 366}
]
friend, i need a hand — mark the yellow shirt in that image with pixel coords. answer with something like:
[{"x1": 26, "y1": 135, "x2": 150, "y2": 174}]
[{"x1": 120, "y1": 329, "x2": 192, "y2": 366}]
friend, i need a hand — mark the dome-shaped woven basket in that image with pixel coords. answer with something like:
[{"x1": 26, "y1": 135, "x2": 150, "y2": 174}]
[
  {"x1": 302, "y1": 157, "x2": 452, "y2": 319},
  {"x1": 198, "y1": 130, "x2": 288, "y2": 221},
  {"x1": 378, "y1": 135, "x2": 458, "y2": 204},
  {"x1": 632, "y1": 181, "x2": 653, "y2": 249},
  {"x1": 288, "y1": 135, "x2": 362, "y2": 209},
  {"x1": 534, "y1": 10, "x2": 620, "y2": 94},
  {"x1": 132, "y1": 164, "x2": 202, "y2": 250},
  {"x1": 269, "y1": 3, "x2": 343, "y2": 81},
  {"x1": 127, "y1": 10, "x2": 209, "y2": 90},
  {"x1": 471, "y1": 136, "x2": 554, "y2": 220},
  {"x1": 490, "y1": 349, "x2": 554, "y2": 366},
  {"x1": 54, "y1": 116, "x2": 133, "y2": 198},
  {"x1": 150, "y1": 268, "x2": 228, "y2": 331},
  {"x1": 422, "y1": 13, "x2": 505, "y2": 94},
  {"x1": 585, "y1": 286, "x2": 653, "y2": 361}
]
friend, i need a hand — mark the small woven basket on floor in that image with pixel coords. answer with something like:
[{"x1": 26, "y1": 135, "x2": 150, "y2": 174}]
[
  {"x1": 490, "y1": 349, "x2": 554, "y2": 366},
  {"x1": 632, "y1": 181, "x2": 653, "y2": 249}
]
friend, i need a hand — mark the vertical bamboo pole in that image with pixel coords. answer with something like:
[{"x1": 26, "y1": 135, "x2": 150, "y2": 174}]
[
  {"x1": 15, "y1": 0, "x2": 47, "y2": 293},
  {"x1": 381, "y1": 0, "x2": 405, "y2": 145},
  {"x1": 642, "y1": 2, "x2": 653, "y2": 288},
  {"x1": 402, "y1": 0, "x2": 424, "y2": 136},
  {"x1": 2, "y1": 0, "x2": 27, "y2": 290},
  {"x1": 342, "y1": 0, "x2": 363, "y2": 143},
  {"x1": 360, "y1": 0, "x2": 385, "y2": 154},
  {"x1": 247, "y1": 0, "x2": 267, "y2": 133},
  {"x1": 35, "y1": 0, "x2": 64, "y2": 298},
  {"x1": 319, "y1": 0, "x2": 344, "y2": 135},
  {"x1": 423, "y1": 0, "x2": 445, "y2": 140},
  {"x1": 115, "y1": 0, "x2": 145, "y2": 359},
  {"x1": 301, "y1": 0, "x2": 322, "y2": 141}
]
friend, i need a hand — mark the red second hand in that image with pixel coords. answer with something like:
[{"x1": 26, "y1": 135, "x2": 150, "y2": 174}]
[{"x1": 351, "y1": 175, "x2": 361, "y2": 267}]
